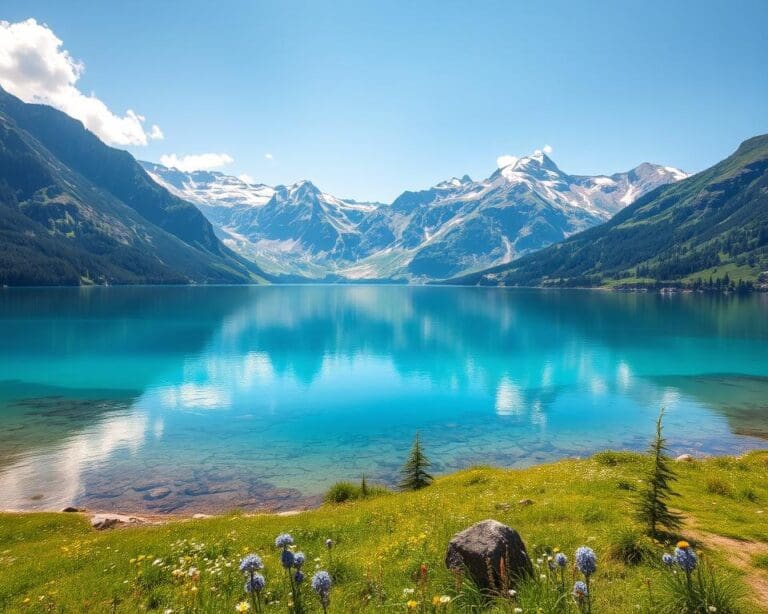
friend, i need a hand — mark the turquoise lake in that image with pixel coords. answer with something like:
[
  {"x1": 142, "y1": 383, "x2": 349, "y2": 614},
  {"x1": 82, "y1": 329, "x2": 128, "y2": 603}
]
[{"x1": 1, "y1": 286, "x2": 767, "y2": 513}]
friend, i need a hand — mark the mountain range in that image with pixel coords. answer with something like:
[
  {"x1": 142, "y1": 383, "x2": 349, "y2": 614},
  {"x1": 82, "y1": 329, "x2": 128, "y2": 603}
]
[
  {"x1": 0, "y1": 86, "x2": 269, "y2": 286},
  {"x1": 142, "y1": 154, "x2": 686, "y2": 281},
  {"x1": 4, "y1": 85, "x2": 764, "y2": 289},
  {"x1": 450, "y1": 135, "x2": 768, "y2": 289}
]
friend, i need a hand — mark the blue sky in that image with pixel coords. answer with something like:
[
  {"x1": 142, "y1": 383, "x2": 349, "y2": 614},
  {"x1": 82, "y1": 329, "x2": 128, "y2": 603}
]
[{"x1": 2, "y1": 0, "x2": 767, "y2": 202}]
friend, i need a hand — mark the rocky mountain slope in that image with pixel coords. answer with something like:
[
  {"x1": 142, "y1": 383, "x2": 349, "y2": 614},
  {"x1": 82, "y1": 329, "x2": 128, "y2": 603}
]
[
  {"x1": 0, "y1": 87, "x2": 268, "y2": 286},
  {"x1": 449, "y1": 135, "x2": 768, "y2": 289}
]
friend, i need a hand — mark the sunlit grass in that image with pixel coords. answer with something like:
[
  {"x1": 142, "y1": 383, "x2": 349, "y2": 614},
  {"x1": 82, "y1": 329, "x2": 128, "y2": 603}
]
[{"x1": 0, "y1": 451, "x2": 766, "y2": 612}]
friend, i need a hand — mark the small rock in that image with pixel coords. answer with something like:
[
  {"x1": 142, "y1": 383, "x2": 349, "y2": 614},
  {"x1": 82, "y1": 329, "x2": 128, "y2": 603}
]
[
  {"x1": 144, "y1": 487, "x2": 171, "y2": 501},
  {"x1": 192, "y1": 513, "x2": 212, "y2": 519},
  {"x1": 675, "y1": 454, "x2": 694, "y2": 462},
  {"x1": 90, "y1": 513, "x2": 145, "y2": 530},
  {"x1": 445, "y1": 519, "x2": 532, "y2": 590},
  {"x1": 518, "y1": 498, "x2": 534, "y2": 506},
  {"x1": 61, "y1": 506, "x2": 82, "y2": 513}
]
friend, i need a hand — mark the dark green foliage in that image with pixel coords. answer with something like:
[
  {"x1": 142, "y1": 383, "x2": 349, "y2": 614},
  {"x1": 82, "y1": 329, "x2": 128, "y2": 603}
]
[
  {"x1": 635, "y1": 408, "x2": 682, "y2": 537},
  {"x1": 655, "y1": 560, "x2": 743, "y2": 614},
  {"x1": 705, "y1": 477, "x2": 733, "y2": 497},
  {"x1": 0, "y1": 86, "x2": 268, "y2": 286},
  {"x1": 606, "y1": 527, "x2": 651, "y2": 566},
  {"x1": 452, "y1": 135, "x2": 768, "y2": 289},
  {"x1": 324, "y1": 480, "x2": 388, "y2": 504},
  {"x1": 324, "y1": 482, "x2": 361, "y2": 504},
  {"x1": 399, "y1": 432, "x2": 433, "y2": 491}
]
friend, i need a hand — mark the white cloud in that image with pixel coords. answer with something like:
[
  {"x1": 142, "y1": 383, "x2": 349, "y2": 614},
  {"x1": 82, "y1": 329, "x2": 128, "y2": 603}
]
[
  {"x1": 159, "y1": 152, "x2": 234, "y2": 172},
  {"x1": 496, "y1": 154, "x2": 519, "y2": 169},
  {"x1": 0, "y1": 19, "x2": 163, "y2": 146},
  {"x1": 238, "y1": 173, "x2": 254, "y2": 184},
  {"x1": 542, "y1": 144, "x2": 553, "y2": 155},
  {"x1": 264, "y1": 152, "x2": 274, "y2": 160}
]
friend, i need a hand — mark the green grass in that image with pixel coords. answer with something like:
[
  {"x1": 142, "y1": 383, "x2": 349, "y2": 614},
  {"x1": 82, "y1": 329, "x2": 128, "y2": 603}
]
[{"x1": 1, "y1": 451, "x2": 767, "y2": 613}]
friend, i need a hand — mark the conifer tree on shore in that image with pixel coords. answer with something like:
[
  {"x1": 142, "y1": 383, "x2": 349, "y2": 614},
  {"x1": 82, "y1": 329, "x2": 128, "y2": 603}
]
[
  {"x1": 636, "y1": 408, "x2": 682, "y2": 537},
  {"x1": 399, "y1": 432, "x2": 433, "y2": 490}
]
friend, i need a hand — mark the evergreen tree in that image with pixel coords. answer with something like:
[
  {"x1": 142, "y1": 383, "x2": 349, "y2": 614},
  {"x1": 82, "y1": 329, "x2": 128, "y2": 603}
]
[
  {"x1": 399, "y1": 432, "x2": 433, "y2": 490},
  {"x1": 635, "y1": 408, "x2": 682, "y2": 537},
  {"x1": 360, "y1": 474, "x2": 369, "y2": 497}
]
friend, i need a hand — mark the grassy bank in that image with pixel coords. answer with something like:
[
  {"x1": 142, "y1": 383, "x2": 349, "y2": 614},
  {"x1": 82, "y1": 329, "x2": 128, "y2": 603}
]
[{"x1": 1, "y1": 451, "x2": 767, "y2": 613}]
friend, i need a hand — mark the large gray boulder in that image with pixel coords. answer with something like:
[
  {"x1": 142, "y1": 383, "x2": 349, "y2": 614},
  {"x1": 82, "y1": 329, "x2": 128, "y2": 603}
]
[{"x1": 445, "y1": 519, "x2": 531, "y2": 591}]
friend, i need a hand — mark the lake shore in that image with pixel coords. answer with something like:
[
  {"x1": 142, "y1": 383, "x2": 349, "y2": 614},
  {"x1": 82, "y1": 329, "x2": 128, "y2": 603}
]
[{"x1": 2, "y1": 450, "x2": 767, "y2": 612}]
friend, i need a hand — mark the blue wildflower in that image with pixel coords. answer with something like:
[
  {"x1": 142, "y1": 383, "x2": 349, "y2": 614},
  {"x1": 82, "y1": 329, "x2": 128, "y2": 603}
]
[
  {"x1": 662, "y1": 553, "x2": 675, "y2": 566},
  {"x1": 674, "y1": 542, "x2": 697, "y2": 573},
  {"x1": 239, "y1": 554, "x2": 264, "y2": 574},
  {"x1": 294, "y1": 569, "x2": 305, "y2": 583},
  {"x1": 281, "y1": 548, "x2": 295, "y2": 569},
  {"x1": 555, "y1": 552, "x2": 568, "y2": 568},
  {"x1": 573, "y1": 580, "x2": 588, "y2": 600},
  {"x1": 244, "y1": 573, "x2": 266, "y2": 593},
  {"x1": 275, "y1": 533, "x2": 294, "y2": 549},
  {"x1": 312, "y1": 570, "x2": 332, "y2": 596},
  {"x1": 294, "y1": 552, "x2": 306, "y2": 568},
  {"x1": 575, "y1": 546, "x2": 597, "y2": 577}
]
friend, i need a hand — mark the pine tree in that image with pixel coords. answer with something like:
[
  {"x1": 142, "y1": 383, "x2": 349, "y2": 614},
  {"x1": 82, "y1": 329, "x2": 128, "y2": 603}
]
[
  {"x1": 360, "y1": 474, "x2": 369, "y2": 497},
  {"x1": 399, "y1": 432, "x2": 433, "y2": 490},
  {"x1": 635, "y1": 408, "x2": 682, "y2": 537}
]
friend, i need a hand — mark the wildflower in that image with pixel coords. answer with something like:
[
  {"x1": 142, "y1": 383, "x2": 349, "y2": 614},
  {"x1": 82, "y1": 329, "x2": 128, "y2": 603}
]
[
  {"x1": 514, "y1": 609, "x2": 523, "y2": 613},
  {"x1": 507, "y1": 589, "x2": 517, "y2": 597},
  {"x1": 281, "y1": 549, "x2": 295, "y2": 569},
  {"x1": 312, "y1": 571, "x2": 332, "y2": 611},
  {"x1": 540, "y1": 574, "x2": 547, "y2": 580},
  {"x1": 403, "y1": 588, "x2": 416, "y2": 596},
  {"x1": 708, "y1": 607, "x2": 717, "y2": 612},
  {"x1": 294, "y1": 552, "x2": 306, "y2": 568},
  {"x1": 674, "y1": 542, "x2": 697, "y2": 573},
  {"x1": 312, "y1": 570, "x2": 332, "y2": 592},
  {"x1": 325, "y1": 538, "x2": 333, "y2": 549},
  {"x1": 407, "y1": 600, "x2": 418, "y2": 610},
  {"x1": 244, "y1": 574, "x2": 265, "y2": 593},
  {"x1": 573, "y1": 580, "x2": 588, "y2": 600},
  {"x1": 662, "y1": 553, "x2": 674, "y2": 566},
  {"x1": 235, "y1": 602, "x2": 251, "y2": 613},
  {"x1": 239, "y1": 554, "x2": 264, "y2": 574},
  {"x1": 275, "y1": 533, "x2": 294, "y2": 549},
  {"x1": 554, "y1": 552, "x2": 568, "y2": 568},
  {"x1": 439, "y1": 595, "x2": 451, "y2": 604},
  {"x1": 294, "y1": 570, "x2": 305, "y2": 584},
  {"x1": 575, "y1": 547, "x2": 597, "y2": 577}
]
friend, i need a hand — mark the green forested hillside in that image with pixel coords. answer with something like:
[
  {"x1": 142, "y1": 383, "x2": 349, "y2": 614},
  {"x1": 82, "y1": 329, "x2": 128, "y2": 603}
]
[
  {"x1": 0, "y1": 87, "x2": 268, "y2": 286},
  {"x1": 451, "y1": 135, "x2": 768, "y2": 290}
]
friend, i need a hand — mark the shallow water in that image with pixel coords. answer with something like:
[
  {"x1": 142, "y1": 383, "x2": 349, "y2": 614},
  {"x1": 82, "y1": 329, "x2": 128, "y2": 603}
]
[{"x1": 1, "y1": 286, "x2": 767, "y2": 513}]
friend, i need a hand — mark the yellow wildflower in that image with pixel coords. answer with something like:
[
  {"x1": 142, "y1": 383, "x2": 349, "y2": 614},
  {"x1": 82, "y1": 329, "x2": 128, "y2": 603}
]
[
  {"x1": 235, "y1": 602, "x2": 251, "y2": 613},
  {"x1": 677, "y1": 541, "x2": 690, "y2": 549},
  {"x1": 407, "y1": 600, "x2": 419, "y2": 609}
]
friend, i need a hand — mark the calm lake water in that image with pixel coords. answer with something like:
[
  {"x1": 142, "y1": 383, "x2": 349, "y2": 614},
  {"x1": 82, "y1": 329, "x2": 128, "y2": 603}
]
[{"x1": 1, "y1": 286, "x2": 767, "y2": 513}]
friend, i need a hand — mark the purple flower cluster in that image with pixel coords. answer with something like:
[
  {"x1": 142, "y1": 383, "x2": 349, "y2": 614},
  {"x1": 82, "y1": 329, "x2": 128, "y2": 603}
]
[{"x1": 575, "y1": 546, "x2": 597, "y2": 577}]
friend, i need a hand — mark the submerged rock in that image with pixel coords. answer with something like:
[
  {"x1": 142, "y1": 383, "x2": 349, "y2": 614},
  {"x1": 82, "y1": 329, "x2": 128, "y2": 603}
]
[{"x1": 445, "y1": 519, "x2": 532, "y2": 590}]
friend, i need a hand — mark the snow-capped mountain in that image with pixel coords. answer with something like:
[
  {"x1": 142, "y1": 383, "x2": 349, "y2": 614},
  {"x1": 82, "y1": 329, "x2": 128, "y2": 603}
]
[{"x1": 140, "y1": 153, "x2": 687, "y2": 281}]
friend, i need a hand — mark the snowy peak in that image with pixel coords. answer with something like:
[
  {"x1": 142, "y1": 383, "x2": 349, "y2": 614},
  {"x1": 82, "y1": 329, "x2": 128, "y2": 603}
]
[{"x1": 140, "y1": 161, "x2": 274, "y2": 208}]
